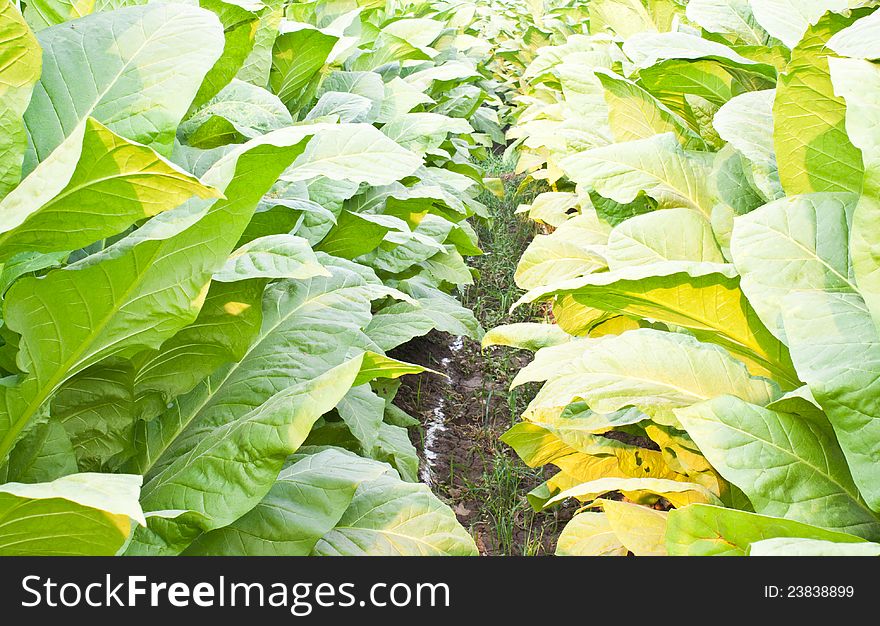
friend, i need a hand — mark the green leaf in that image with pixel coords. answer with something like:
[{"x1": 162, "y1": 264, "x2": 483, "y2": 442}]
[
  {"x1": 129, "y1": 278, "x2": 267, "y2": 428},
  {"x1": 235, "y1": 0, "x2": 282, "y2": 86},
  {"x1": 381, "y1": 113, "x2": 472, "y2": 155},
  {"x1": 782, "y1": 290, "x2": 880, "y2": 511},
  {"x1": 731, "y1": 192, "x2": 858, "y2": 342},
  {"x1": 179, "y1": 79, "x2": 293, "y2": 149},
  {"x1": 23, "y1": 0, "x2": 96, "y2": 31},
  {"x1": 666, "y1": 504, "x2": 867, "y2": 555},
  {"x1": 366, "y1": 279, "x2": 482, "y2": 351},
  {"x1": 623, "y1": 30, "x2": 776, "y2": 76},
  {"x1": 25, "y1": 4, "x2": 224, "y2": 164},
  {"x1": 311, "y1": 473, "x2": 477, "y2": 555},
  {"x1": 129, "y1": 255, "x2": 386, "y2": 477},
  {"x1": 213, "y1": 234, "x2": 329, "y2": 282},
  {"x1": 182, "y1": 447, "x2": 389, "y2": 555},
  {"x1": 829, "y1": 57, "x2": 880, "y2": 332},
  {"x1": 314, "y1": 211, "x2": 396, "y2": 259},
  {"x1": 607, "y1": 208, "x2": 724, "y2": 268},
  {"x1": 0, "y1": 127, "x2": 314, "y2": 463},
  {"x1": 5, "y1": 421, "x2": 76, "y2": 483},
  {"x1": 589, "y1": 0, "x2": 683, "y2": 37},
  {"x1": 190, "y1": 0, "x2": 259, "y2": 111},
  {"x1": 714, "y1": 89, "x2": 782, "y2": 199},
  {"x1": 282, "y1": 123, "x2": 422, "y2": 187},
  {"x1": 270, "y1": 23, "x2": 337, "y2": 111},
  {"x1": 306, "y1": 91, "x2": 374, "y2": 123},
  {"x1": 0, "y1": 118, "x2": 220, "y2": 262},
  {"x1": 51, "y1": 359, "x2": 138, "y2": 471},
  {"x1": 748, "y1": 0, "x2": 849, "y2": 48},
  {"x1": 0, "y1": 472, "x2": 144, "y2": 555},
  {"x1": 686, "y1": 0, "x2": 769, "y2": 46},
  {"x1": 773, "y1": 13, "x2": 863, "y2": 196},
  {"x1": 335, "y1": 385, "x2": 384, "y2": 454},
  {"x1": 0, "y1": 0, "x2": 41, "y2": 199},
  {"x1": 676, "y1": 395, "x2": 880, "y2": 538},
  {"x1": 127, "y1": 357, "x2": 363, "y2": 555},
  {"x1": 559, "y1": 133, "x2": 714, "y2": 214}
]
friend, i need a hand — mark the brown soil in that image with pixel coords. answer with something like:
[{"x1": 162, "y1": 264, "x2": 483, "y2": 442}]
[{"x1": 390, "y1": 332, "x2": 572, "y2": 556}]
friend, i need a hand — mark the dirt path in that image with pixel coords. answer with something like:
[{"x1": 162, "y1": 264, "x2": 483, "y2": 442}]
[
  {"x1": 389, "y1": 161, "x2": 572, "y2": 555},
  {"x1": 392, "y1": 333, "x2": 571, "y2": 555}
]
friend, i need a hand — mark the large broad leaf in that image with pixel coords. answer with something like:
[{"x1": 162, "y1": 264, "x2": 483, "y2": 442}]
[
  {"x1": 129, "y1": 254, "x2": 393, "y2": 478},
  {"x1": 714, "y1": 89, "x2": 782, "y2": 199},
  {"x1": 213, "y1": 234, "x2": 328, "y2": 282},
  {"x1": 0, "y1": 118, "x2": 220, "y2": 262},
  {"x1": 50, "y1": 359, "x2": 139, "y2": 472},
  {"x1": 606, "y1": 208, "x2": 724, "y2": 268},
  {"x1": 666, "y1": 503, "x2": 868, "y2": 555},
  {"x1": 128, "y1": 278, "x2": 266, "y2": 429},
  {"x1": 559, "y1": 133, "x2": 714, "y2": 215},
  {"x1": 829, "y1": 57, "x2": 880, "y2": 332},
  {"x1": 270, "y1": 22, "x2": 337, "y2": 111},
  {"x1": 589, "y1": 0, "x2": 683, "y2": 37},
  {"x1": 127, "y1": 357, "x2": 363, "y2": 555},
  {"x1": 0, "y1": 0, "x2": 41, "y2": 199},
  {"x1": 282, "y1": 123, "x2": 422, "y2": 187},
  {"x1": 677, "y1": 395, "x2": 880, "y2": 539},
  {"x1": 0, "y1": 127, "x2": 314, "y2": 463},
  {"x1": 517, "y1": 261, "x2": 797, "y2": 386},
  {"x1": 513, "y1": 329, "x2": 779, "y2": 425},
  {"x1": 182, "y1": 447, "x2": 388, "y2": 555},
  {"x1": 827, "y1": 8, "x2": 880, "y2": 60},
  {"x1": 600, "y1": 499, "x2": 668, "y2": 556},
  {"x1": 773, "y1": 13, "x2": 863, "y2": 196},
  {"x1": 623, "y1": 30, "x2": 776, "y2": 76},
  {"x1": 747, "y1": 0, "x2": 849, "y2": 48},
  {"x1": 380, "y1": 113, "x2": 472, "y2": 155},
  {"x1": 24, "y1": 4, "x2": 224, "y2": 165},
  {"x1": 731, "y1": 192, "x2": 858, "y2": 342},
  {"x1": 4, "y1": 420, "x2": 76, "y2": 482},
  {"x1": 306, "y1": 91, "x2": 374, "y2": 123},
  {"x1": 514, "y1": 213, "x2": 607, "y2": 289},
  {"x1": 235, "y1": 0, "x2": 283, "y2": 86},
  {"x1": 782, "y1": 290, "x2": 880, "y2": 512},
  {"x1": 555, "y1": 512, "x2": 627, "y2": 556},
  {"x1": 686, "y1": 0, "x2": 769, "y2": 46},
  {"x1": 365, "y1": 278, "x2": 482, "y2": 351},
  {"x1": 0, "y1": 472, "x2": 144, "y2": 555},
  {"x1": 189, "y1": 0, "x2": 260, "y2": 111},
  {"x1": 179, "y1": 79, "x2": 293, "y2": 149},
  {"x1": 311, "y1": 473, "x2": 478, "y2": 556},
  {"x1": 596, "y1": 69, "x2": 706, "y2": 150}
]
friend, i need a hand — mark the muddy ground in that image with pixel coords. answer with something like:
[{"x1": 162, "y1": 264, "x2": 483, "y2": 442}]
[{"x1": 391, "y1": 332, "x2": 573, "y2": 556}]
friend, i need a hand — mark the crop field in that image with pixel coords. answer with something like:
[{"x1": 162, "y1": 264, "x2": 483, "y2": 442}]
[{"x1": 0, "y1": 0, "x2": 879, "y2": 557}]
